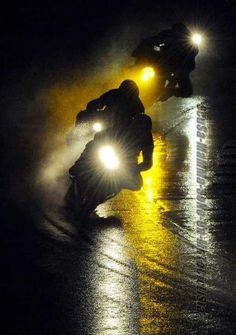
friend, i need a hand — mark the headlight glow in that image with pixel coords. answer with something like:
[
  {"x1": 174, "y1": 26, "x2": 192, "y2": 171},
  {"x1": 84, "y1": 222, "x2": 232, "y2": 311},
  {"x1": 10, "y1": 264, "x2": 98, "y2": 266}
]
[
  {"x1": 141, "y1": 67, "x2": 155, "y2": 81},
  {"x1": 93, "y1": 122, "x2": 103, "y2": 132},
  {"x1": 98, "y1": 145, "x2": 120, "y2": 170},
  {"x1": 191, "y1": 33, "x2": 202, "y2": 46}
]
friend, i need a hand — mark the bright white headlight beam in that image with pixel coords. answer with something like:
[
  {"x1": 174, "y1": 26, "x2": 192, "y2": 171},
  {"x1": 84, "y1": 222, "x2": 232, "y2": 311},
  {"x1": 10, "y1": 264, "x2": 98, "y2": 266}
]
[
  {"x1": 192, "y1": 33, "x2": 202, "y2": 46},
  {"x1": 93, "y1": 122, "x2": 103, "y2": 132},
  {"x1": 98, "y1": 145, "x2": 120, "y2": 170}
]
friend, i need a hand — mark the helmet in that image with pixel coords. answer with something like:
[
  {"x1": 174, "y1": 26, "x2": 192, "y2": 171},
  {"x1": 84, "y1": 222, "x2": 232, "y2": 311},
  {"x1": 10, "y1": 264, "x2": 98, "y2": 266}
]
[{"x1": 119, "y1": 80, "x2": 139, "y2": 97}]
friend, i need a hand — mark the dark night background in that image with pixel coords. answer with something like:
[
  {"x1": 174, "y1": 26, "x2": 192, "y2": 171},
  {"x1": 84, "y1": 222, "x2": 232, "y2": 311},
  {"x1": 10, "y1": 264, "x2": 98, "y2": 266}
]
[{"x1": 1, "y1": 1, "x2": 236, "y2": 334}]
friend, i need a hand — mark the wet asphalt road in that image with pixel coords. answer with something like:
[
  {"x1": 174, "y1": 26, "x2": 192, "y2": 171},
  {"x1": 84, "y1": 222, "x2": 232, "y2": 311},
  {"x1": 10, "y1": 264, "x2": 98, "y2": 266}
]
[{"x1": 1, "y1": 88, "x2": 236, "y2": 334}]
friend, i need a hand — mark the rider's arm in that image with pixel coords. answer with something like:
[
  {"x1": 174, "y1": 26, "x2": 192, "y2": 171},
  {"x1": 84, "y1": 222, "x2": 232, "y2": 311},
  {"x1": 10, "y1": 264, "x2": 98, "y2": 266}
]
[
  {"x1": 86, "y1": 89, "x2": 117, "y2": 112},
  {"x1": 86, "y1": 98, "x2": 103, "y2": 113},
  {"x1": 76, "y1": 89, "x2": 117, "y2": 124}
]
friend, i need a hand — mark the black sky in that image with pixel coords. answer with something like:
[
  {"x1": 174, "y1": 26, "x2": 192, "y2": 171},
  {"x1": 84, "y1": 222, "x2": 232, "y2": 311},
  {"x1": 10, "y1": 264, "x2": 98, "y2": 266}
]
[{"x1": 1, "y1": 0, "x2": 236, "y2": 71}]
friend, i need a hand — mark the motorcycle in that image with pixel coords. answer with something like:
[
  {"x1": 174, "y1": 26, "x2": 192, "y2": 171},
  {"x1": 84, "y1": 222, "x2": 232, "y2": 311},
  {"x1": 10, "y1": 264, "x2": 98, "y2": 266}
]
[{"x1": 131, "y1": 35, "x2": 199, "y2": 102}]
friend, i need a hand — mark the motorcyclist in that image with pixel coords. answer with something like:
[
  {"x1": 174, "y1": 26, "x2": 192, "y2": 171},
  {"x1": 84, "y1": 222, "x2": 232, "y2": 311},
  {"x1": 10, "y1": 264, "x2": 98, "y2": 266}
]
[
  {"x1": 76, "y1": 80, "x2": 145, "y2": 127},
  {"x1": 67, "y1": 80, "x2": 145, "y2": 149},
  {"x1": 65, "y1": 81, "x2": 153, "y2": 210},
  {"x1": 132, "y1": 23, "x2": 199, "y2": 100}
]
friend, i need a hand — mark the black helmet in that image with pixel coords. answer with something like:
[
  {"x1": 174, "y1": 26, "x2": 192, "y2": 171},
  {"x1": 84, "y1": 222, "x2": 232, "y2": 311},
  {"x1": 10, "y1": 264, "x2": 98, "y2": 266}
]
[{"x1": 119, "y1": 80, "x2": 139, "y2": 97}]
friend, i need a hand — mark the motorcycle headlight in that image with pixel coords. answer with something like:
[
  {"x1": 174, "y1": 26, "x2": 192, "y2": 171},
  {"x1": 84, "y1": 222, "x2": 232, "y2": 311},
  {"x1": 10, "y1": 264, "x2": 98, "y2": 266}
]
[
  {"x1": 93, "y1": 122, "x2": 103, "y2": 132},
  {"x1": 191, "y1": 33, "x2": 202, "y2": 46},
  {"x1": 98, "y1": 145, "x2": 120, "y2": 170},
  {"x1": 141, "y1": 67, "x2": 155, "y2": 81}
]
